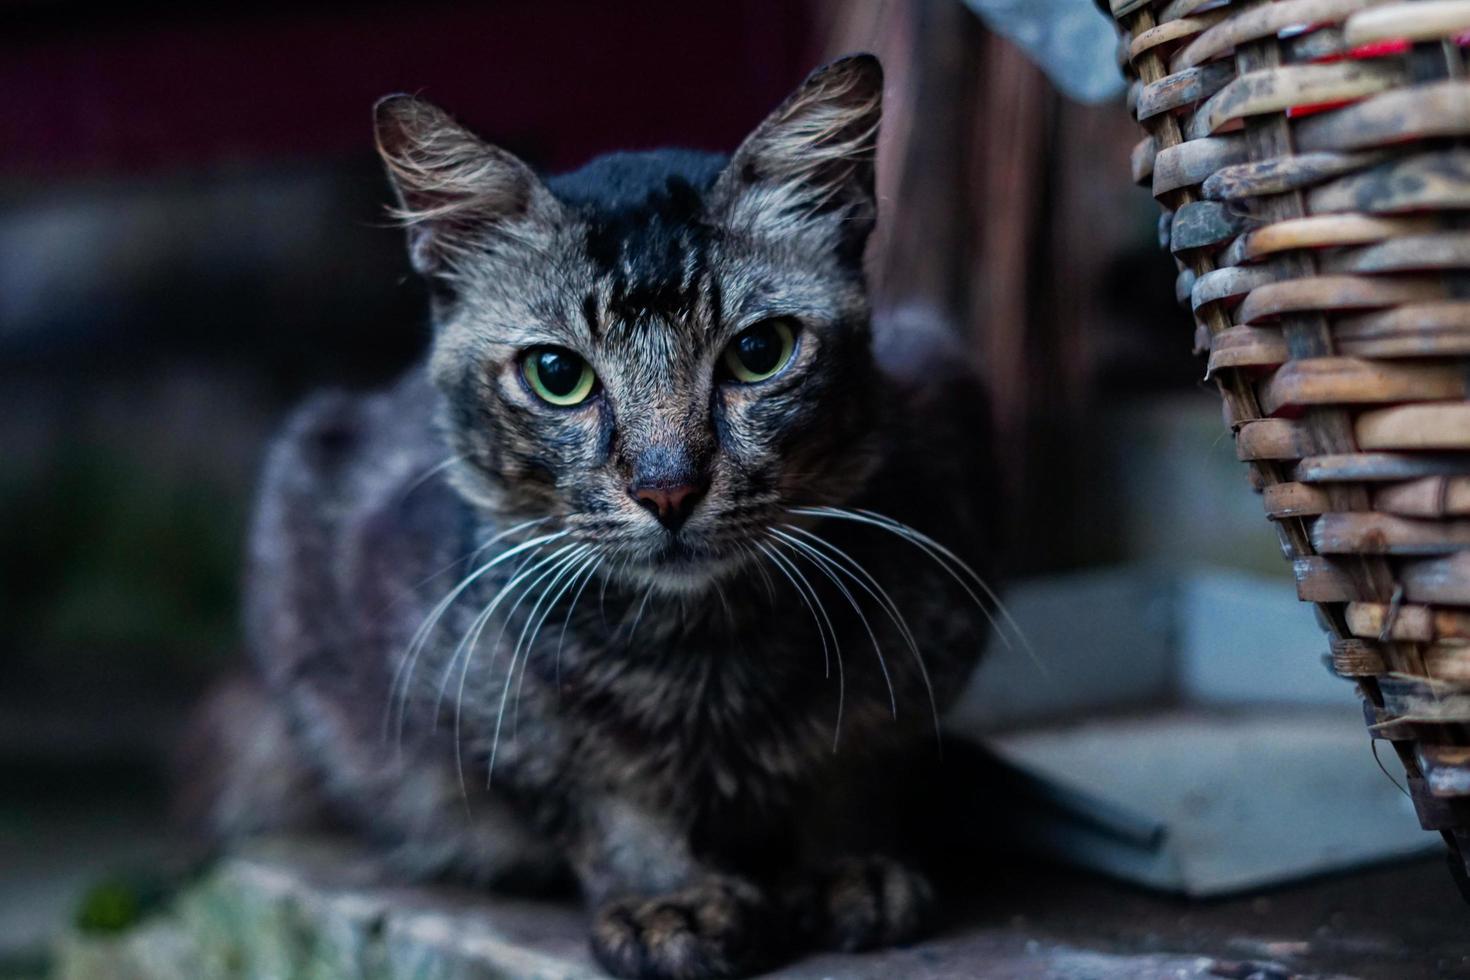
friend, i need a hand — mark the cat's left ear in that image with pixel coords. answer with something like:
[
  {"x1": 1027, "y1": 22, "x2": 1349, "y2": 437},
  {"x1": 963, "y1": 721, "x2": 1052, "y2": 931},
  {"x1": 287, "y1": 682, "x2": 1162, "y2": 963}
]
[
  {"x1": 710, "y1": 54, "x2": 882, "y2": 261},
  {"x1": 374, "y1": 94, "x2": 561, "y2": 277}
]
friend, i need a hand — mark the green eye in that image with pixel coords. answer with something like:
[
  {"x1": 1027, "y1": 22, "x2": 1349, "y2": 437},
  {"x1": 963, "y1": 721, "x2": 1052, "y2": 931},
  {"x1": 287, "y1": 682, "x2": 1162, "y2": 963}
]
[
  {"x1": 522, "y1": 347, "x2": 596, "y2": 406},
  {"x1": 722, "y1": 319, "x2": 797, "y2": 383}
]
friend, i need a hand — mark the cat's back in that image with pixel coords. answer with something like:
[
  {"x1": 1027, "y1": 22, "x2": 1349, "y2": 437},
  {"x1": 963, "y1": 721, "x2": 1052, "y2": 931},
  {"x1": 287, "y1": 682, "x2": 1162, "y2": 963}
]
[{"x1": 245, "y1": 368, "x2": 467, "y2": 687}]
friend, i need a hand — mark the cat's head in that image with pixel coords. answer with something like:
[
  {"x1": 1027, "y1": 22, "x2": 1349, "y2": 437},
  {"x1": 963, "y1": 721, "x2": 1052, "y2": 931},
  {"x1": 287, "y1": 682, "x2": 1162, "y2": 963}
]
[{"x1": 376, "y1": 55, "x2": 884, "y2": 593}]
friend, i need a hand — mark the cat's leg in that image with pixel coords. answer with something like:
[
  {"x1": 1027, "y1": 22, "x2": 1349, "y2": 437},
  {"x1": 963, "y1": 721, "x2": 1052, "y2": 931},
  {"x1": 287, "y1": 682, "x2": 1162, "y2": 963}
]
[
  {"x1": 779, "y1": 746, "x2": 948, "y2": 954},
  {"x1": 590, "y1": 875, "x2": 784, "y2": 980},
  {"x1": 788, "y1": 853, "x2": 937, "y2": 953},
  {"x1": 573, "y1": 797, "x2": 789, "y2": 980}
]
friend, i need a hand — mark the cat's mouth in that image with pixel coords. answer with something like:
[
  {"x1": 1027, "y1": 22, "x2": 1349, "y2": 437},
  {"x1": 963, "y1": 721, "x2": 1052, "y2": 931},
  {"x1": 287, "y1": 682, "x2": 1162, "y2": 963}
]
[{"x1": 627, "y1": 537, "x2": 747, "y2": 594}]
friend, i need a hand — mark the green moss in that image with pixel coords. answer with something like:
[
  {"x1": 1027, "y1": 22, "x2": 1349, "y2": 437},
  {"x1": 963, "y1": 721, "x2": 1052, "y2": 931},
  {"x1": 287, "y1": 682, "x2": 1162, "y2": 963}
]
[{"x1": 73, "y1": 872, "x2": 175, "y2": 936}]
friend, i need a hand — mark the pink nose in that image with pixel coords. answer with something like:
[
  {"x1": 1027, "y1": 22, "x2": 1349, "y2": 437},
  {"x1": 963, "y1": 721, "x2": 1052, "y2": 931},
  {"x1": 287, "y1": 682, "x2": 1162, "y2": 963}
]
[{"x1": 631, "y1": 482, "x2": 705, "y2": 530}]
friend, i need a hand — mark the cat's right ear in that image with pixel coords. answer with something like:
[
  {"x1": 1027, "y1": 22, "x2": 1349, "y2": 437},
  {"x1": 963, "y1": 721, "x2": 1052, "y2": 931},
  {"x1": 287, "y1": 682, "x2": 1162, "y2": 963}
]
[{"x1": 373, "y1": 95, "x2": 559, "y2": 277}]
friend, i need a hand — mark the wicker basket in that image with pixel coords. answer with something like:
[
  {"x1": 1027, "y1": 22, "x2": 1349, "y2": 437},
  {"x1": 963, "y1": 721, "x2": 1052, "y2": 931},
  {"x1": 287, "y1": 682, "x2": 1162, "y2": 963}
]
[{"x1": 1102, "y1": 0, "x2": 1470, "y2": 891}]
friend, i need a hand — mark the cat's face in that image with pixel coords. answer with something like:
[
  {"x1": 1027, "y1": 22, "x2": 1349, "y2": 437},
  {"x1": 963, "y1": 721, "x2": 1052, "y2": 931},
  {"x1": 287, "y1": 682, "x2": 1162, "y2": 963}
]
[{"x1": 376, "y1": 57, "x2": 884, "y2": 593}]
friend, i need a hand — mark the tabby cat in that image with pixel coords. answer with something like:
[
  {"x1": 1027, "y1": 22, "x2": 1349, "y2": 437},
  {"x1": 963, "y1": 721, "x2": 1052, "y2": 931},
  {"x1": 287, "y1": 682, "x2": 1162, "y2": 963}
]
[{"x1": 217, "y1": 54, "x2": 1000, "y2": 979}]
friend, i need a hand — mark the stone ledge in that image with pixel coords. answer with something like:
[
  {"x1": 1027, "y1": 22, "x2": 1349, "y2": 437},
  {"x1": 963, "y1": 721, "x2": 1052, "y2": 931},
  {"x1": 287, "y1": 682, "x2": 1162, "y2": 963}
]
[{"x1": 52, "y1": 837, "x2": 1300, "y2": 980}]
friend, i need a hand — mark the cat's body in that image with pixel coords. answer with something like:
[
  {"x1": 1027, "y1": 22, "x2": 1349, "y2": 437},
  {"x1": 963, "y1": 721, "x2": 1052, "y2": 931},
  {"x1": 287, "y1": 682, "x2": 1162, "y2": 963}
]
[{"x1": 219, "y1": 56, "x2": 999, "y2": 979}]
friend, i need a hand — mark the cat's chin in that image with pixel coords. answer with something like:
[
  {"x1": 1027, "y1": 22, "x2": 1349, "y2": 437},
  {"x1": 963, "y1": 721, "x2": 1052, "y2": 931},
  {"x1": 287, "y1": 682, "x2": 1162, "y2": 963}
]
[{"x1": 622, "y1": 545, "x2": 750, "y2": 597}]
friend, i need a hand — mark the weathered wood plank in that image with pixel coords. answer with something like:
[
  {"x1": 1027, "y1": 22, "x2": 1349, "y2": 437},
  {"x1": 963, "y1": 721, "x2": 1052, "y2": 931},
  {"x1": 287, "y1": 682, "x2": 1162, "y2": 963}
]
[
  {"x1": 1284, "y1": 24, "x2": 1350, "y2": 62},
  {"x1": 1239, "y1": 275, "x2": 1447, "y2": 324},
  {"x1": 1237, "y1": 418, "x2": 1318, "y2": 460},
  {"x1": 1186, "y1": 60, "x2": 1406, "y2": 139},
  {"x1": 1137, "y1": 61, "x2": 1235, "y2": 120},
  {"x1": 1295, "y1": 452, "x2": 1470, "y2": 482},
  {"x1": 1202, "y1": 151, "x2": 1387, "y2": 200},
  {"x1": 1324, "y1": 232, "x2": 1470, "y2": 275},
  {"x1": 1259, "y1": 357, "x2": 1467, "y2": 414},
  {"x1": 1172, "y1": 0, "x2": 1385, "y2": 70},
  {"x1": 1207, "y1": 325, "x2": 1289, "y2": 371},
  {"x1": 1264, "y1": 481, "x2": 1334, "y2": 518},
  {"x1": 1357, "y1": 404, "x2": 1470, "y2": 451},
  {"x1": 1335, "y1": 302, "x2": 1470, "y2": 357},
  {"x1": 1130, "y1": 11, "x2": 1231, "y2": 63},
  {"x1": 1376, "y1": 476, "x2": 1470, "y2": 517},
  {"x1": 1171, "y1": 200, "x2": 1253, "y2": 252},
  {"x1": 1134, "y1": 59, "x2": 1228, "y2": 119},
  {"x1": 1347, "y1": 600, "x2": 1470, "y2": 641},
  {"x1": 1404, "y1": 552, "x2": 1470, "y2": 605},
  {"x1": 1313, "y1": 511, "x2": 1470, "y2": 554},
  {"x1": 1242, "y1": 214, "x2": 1435, "y2": 261},
  {"x1": 1152, "y1": 135, "x2": 1249, "y2": 195},
  {"x1": 1296, "y1": 82, "x2": 1470, "y2": 153},
  {"x1": 1307, "y1": 149, "x2": 1470, "y2": 215},
  {"x1": 1329, "y1": 635, "x2": 1387, "y2": 676},
  {"x1": 1192, "y1": 265, "x2": 1280, "y2": 309},
  {"x1": 1425, "y1": 647, "x2": 1470, "y2": 685},
  {"x1": 1344, "y1": 1, "x2": 1470, "y2": 46},
  {"x1": 1294, "y1": 554, "x2": 1384, "y2": 601}
]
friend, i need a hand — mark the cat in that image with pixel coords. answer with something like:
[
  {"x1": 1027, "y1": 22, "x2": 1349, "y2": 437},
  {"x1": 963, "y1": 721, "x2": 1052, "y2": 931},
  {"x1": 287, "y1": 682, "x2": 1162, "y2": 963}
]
[{"x1": 210, "y1": 54, "x2": 1001, "y2": 979}]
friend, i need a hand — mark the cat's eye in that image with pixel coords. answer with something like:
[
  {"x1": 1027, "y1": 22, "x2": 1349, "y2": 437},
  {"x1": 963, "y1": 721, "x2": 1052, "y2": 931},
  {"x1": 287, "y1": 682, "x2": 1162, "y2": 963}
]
[
  {"x1": 722, "y1": 318, "x2": 797, "y2": 384},
  {"x1": 522, "y1": 347, "x2": 596, "y2": 406}
]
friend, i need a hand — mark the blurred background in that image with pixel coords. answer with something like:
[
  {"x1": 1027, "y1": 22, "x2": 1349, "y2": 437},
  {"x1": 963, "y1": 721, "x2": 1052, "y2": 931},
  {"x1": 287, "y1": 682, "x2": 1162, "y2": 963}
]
[
  {"x1": 10, "y1": 1, "x2": 1458, "y2": 978},
  {"x1": 0, "y1": 0, "x2": 1191, "y2": 783}
]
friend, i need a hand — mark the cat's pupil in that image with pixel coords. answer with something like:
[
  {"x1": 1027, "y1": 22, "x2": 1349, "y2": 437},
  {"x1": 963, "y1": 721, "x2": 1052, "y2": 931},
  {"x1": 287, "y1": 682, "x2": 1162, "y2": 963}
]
[
  {"x1": 735, "y1": 325, "x2": 782, "y2": 375},
  {"x1": 535, "y1": 350, "x2": 584, "y2": 396}
]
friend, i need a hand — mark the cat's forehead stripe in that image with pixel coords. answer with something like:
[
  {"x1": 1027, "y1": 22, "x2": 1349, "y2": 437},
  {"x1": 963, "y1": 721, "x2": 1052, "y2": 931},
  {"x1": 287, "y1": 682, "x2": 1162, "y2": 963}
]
[{"x1": 544, "y1": 150, "x2": 729, "y2": 343}]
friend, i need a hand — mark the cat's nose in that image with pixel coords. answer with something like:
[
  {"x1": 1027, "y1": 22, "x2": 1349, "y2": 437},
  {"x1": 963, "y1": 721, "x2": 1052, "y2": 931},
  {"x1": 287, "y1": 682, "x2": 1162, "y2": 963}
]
[{"x1": 630, "y1": 479, "x2": 707, "y2": 530}]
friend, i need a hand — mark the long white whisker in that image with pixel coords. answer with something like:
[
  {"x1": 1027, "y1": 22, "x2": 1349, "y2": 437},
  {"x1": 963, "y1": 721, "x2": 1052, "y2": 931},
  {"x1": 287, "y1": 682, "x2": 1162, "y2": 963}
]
[
  {"x1": 385, "y1": 521, "x2": 559, "y2": 748},
  {"x1": 508, "y1": 547, "x2": 597, "y2": 744},
  {"x1": 556, "y1": 553, "x2": 605, "y2": 696},
  {"x1": 757, "y1": 540, "x2": 846, "y2": 751},
  {"x1": 431, "y1": 540, "x2": 569, "y2": 725},
  {"x1": 744, "y1": 542, "x2": 778, "y2": 605},
  {"x1": 780, "y1": 523, "x2": 940, "y2": 744},
  {"x1": 599, "y1": 551, "x2": 633, "y2": 626},
  {"x1": 439, "y1": 543, "x2": 576, "y2": 803},
  {"x1": 792, "y1": 506, "x2": 1046, "y2": 677},
  {"x1": 622, "y1": 581, "x2": 657, "y2": 647},
  {"x1": 770, "y1": 528, "x2": 896, "y2": 720},
  {"x1": 397, "y1": 452, "x2": 469, "y2": 502},
  {"x1": 474, "y1": 545, "x2": 590, "y2": 785}
]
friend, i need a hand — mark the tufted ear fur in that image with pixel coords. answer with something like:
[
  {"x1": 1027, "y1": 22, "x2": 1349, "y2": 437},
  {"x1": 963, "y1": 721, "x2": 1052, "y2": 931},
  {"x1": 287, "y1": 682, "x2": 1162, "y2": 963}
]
[
  {"x1": 373, "y1": 94, "x2": 561, "y2": 277},
  {"x1": 710, "y1": 54, "x2": 882, "y2": 262}
]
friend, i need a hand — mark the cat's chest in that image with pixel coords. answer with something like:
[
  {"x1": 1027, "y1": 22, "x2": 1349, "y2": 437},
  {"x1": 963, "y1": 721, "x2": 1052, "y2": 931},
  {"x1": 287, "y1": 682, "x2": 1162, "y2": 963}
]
[{"x1": 548, "y1": 620, "x2": 839, "y2": 808}]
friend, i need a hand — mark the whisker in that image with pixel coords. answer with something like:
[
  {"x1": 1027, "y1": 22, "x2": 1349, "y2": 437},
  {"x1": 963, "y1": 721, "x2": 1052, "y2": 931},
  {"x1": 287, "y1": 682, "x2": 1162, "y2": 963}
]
[
  {"x1": 439, "y1": 543, "x2": 577, "y2": 804},
  {"x1": 756, "y1": 540, "x2": 846, "y2": 751},
  {"x1": 485, "y1": 549, "x2": 593, "y2": 787},
  {"x1": 791, "y1": 506, "x2": 1046, "y2": 677},
  {"x1": 780, "y1": 523, "x2": 940, "y2": 744},
  {"x1": 384, "y1": 521, "x2": 559, "y2": 749},
  {"x1": 510, "y1": 547, "x2": 599, "y2": 742},
  {"x1": 599, "y1": 551, "x2": 634, "y2": 626},
  {"x1": 622, "y1": 580, "x2": 657, "y2": 647},
  {"x1": 556, "y1": 553, "x2": 605, "y2": 697},
  {"x1": 745, "y1": 543, "x2": 779, "y2": 605},
  {"x1": 431, "y1": 540, "x2": 569, "y2": 726},
  {"x1": 397, "y1": 452, "x2": 469, "y2": 503},
  {"x1": 769, "y1": 528, "x2": 896, "y2": 720}
]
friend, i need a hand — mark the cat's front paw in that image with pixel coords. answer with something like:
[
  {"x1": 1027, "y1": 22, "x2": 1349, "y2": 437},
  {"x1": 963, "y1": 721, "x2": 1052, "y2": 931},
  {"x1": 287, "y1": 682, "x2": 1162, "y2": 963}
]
[
  {"x1": 802, "y1": 854, "x2": 936, "y2": 953},
  {"x1": 589, "y1": 875, "x2": 782, "y2": 980}
]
